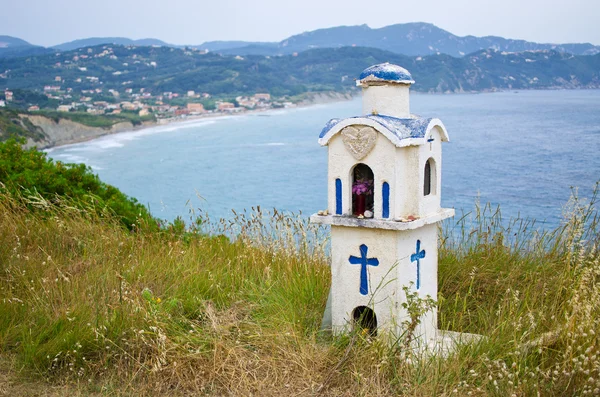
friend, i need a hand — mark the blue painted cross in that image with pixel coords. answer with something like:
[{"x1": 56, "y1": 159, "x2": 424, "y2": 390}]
[
  {"x1": 349, "y1": 244, "x2": 379, "y2": 295},
  {"x1": 410, "y1": 240, "x2": 426, "y2": 290}
]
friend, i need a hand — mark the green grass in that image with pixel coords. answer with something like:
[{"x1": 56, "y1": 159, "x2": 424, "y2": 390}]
[
  {"x1": 0, "y1": 184, "x2": 599, "y2": 396},
  {"x1": 33, "y1": 110, "x2": 155, "y2": 129}
]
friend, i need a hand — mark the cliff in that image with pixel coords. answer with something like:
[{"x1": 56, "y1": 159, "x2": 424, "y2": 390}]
[
  {"x1": 297, "y1": 91, "x2": 354, "y2": 106},
  {"x1": 19, "y1": 115, "x2": 154, "y2": 149}
]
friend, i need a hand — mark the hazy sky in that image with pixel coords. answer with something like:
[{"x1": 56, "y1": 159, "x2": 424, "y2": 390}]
[{"x1": 2, "y1": 0, "x2": 599, "y2": 47}]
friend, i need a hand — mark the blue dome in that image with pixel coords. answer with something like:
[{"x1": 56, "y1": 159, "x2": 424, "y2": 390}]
[{"x1": 357, "y1": 63, "x2": 415, "y2": 86}]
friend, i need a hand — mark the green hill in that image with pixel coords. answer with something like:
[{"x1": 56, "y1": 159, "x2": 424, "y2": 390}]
[
  {"x1": 6, "y1": 22, "x2": 600, "y2": 58},
  {"x1": 0, "y1": 36, "x2": 51, "y2": 59},
  {"x1": 1, "y1": 45, "x2": 599, "y2": 99},
  {"x1": 53, "y1": 37, "x2": 172, "y2": 51},
  {"x1": 208, "y1": 22, "x2": 600, "y2": 57},
  {"x1": 0, "y1": 35, "x2": 32, "y2": 47}
]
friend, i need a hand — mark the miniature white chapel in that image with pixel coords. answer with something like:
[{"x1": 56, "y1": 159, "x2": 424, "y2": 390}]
[{"x1": 310, "y1": 63, "x2": 455, "y2": 347}]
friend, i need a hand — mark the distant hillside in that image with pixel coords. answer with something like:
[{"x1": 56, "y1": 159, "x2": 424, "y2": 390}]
[
  {"x1": 55, "y1": 38, "x2": 279, "y2": 52},
  {"x1": 53, "y1": 37, "x2": 172, "y2": 51},
  {"x1": 207, "y1": 22, "x2": 600, "y2": 58},
  {"x1": 4, "y1": 22, "x2": 599, "y2": 58},
  {"x1": 1, "y1": 44, "x2": 599, "y2": 98},
  {"x1": 0, "y1": 35, "x2": 51, "y2": 58},
  {"x1": 0, "y1": 35, "x2": 32, "y2": 48},
  {"x1": 198, "y1": 41, "x2": 278, "y2": 52},
  {"x1": 0, "y1": 46, "x2": 53, "y2": 59}
]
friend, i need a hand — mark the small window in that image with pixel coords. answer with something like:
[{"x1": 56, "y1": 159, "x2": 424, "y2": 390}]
[{"x1": 424, "y1": 158, "x2": 435, "y2": 196}]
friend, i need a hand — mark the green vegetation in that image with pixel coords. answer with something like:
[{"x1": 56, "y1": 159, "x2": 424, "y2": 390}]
[
  {"x1": 35, "y1": 110, "x2": 155, "y2": 129},
  {"x1": 1, "y1": 88, "x2": 59, "y2": 110},
  {"x1": 0, "y1": 139, "x2": 155, "y2": 229},
  {"x1": 0, "y1": 108, "x2": 46, "y2": 142},
  {"x1": 0, "y1": 166, "x2": 598, "y2": 394},
  {"x1": 1, "y1": 44, "x2": 599, "y2": 100}
]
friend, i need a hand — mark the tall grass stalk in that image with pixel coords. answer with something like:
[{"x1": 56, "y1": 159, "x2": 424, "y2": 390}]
[{"x1": 1, "y1": 183, "x2": 599, "y2": 396}]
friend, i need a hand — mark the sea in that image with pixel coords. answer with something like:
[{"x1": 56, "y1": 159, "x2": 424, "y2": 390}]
[{"x1": 46, "y1": 89, "x2": 600, "y2": 230}]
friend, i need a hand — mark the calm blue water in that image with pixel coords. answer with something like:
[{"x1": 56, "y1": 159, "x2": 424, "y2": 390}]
[{"x1": 46, "y1": 90, "x2": 600, "y2": 229}]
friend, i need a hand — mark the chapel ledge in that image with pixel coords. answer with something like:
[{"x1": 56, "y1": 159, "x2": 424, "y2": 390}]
[{"x1": 309, "y1": 208, "x2": 455, "y2": 231}]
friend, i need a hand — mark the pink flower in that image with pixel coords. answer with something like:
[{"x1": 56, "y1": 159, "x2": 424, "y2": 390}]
[{"x1": 352, "y1": 179, "x2": 373, "y2": 195}]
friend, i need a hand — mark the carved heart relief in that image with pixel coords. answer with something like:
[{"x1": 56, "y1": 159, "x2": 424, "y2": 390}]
[{"x1": 341, "y1": 125, "x2": 377, "y2": 160}]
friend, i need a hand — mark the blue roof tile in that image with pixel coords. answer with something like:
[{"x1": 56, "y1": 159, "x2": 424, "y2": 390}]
[
  {"x1": 319, "y1": 118, "x2": 342, "y2": 139},
  {"x1": 357, "y1": 63, "x2": 415, "y2": 85},
  {"x1": 319, "y1": 114, "x2": 433, "y2": 140}
]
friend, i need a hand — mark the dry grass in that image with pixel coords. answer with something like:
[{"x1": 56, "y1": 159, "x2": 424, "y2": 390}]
[{"x1": 1, "y1": 183, "x2": 599, "y2": 396}]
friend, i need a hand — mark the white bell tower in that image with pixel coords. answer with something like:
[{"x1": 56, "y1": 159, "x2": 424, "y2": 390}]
[{"x1": 311, "y1": 63, "x2": 455, "y2": 347}]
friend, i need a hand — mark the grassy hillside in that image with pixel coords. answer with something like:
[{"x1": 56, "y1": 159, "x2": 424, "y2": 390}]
[
  {"x1": 1, "y1": 45, "x2": 599, "y2": 99},
  {"x1": 0, "y1": 172, "x2": 598, "y2": 395},
  {"x1": 0, "y1": 139, "x2": 155, "y2": 229}
]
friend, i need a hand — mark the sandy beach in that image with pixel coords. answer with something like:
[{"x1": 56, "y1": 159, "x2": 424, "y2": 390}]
[{"x1": 32, "y1": 92, "x2": 355, "y2": 150}]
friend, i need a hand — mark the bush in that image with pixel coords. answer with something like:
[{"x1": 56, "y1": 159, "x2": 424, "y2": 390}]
[{"x1": 0, "y1": 138, "x2": 156, "y2": 230}]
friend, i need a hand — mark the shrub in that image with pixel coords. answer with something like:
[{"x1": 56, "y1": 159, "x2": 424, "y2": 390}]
[{"x1": 0, "y1": 138, "x2": 156, "y2": 230}]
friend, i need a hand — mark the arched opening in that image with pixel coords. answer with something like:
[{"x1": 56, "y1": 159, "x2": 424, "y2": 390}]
[
  {"x1": 424, "y1": 158, "x2": 436, "y2": 196},
  {"x1": 352, "y1": 306, "x2": 377, "y2": 336},
  {"x1": 352, "y1": 164, "x2": 374, "y2": 217}
]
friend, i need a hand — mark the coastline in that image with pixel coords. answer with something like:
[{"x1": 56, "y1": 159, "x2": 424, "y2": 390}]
[
  {"x1": 30, "y1": 86, "x2": 599, "y2": 150},
  {"x1": 34, "y1": 92, "x2": 355, "y2": 150},
  {"x1": 41, "y1": 88, "x2": 600, "y2": 227}
]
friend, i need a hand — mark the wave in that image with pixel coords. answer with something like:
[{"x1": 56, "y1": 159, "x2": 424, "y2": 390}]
[
  {"x1": 192, "y1": 142, "x2": 287, "y2": 150},
  {"x1": 52, "y1": 153, "x2": 89, "y2": 163},
  {"x1": 48, "y1": 118, "x2": 222, "y2": 154},
  {"x1": 243, "y1": 142, "x2": 286, "y2": 148},
  {"x1": 149, "y1": 119, "x2": 218, "y2": 133},
  {"x1": 50, "y1": 153, "x2": 103, "y2": 170}
]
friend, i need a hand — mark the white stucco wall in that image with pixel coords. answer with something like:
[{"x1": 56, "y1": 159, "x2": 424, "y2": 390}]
[
  {"x1": 394, "y1": 223, "x2": 438, "y2": 344},
  {"x1": 362, "y1": 85, "x2": 411, "y2": 118},
  {"x1": 394, "y1": 145, "x2": 420, "y2": 218},
  {"x1": 419, "y1": 125, "x2": 443, "y2": 217},
  {"x1": 326, "y1": 124, "x2": 445, "y2": 221},
  {"x1": 327, "y1": 132, "x2": 397, "y2": 219},
  {"x1": 330, "y1": 223, "x2": 438, "y2": 343},
  {"x1": 330, "y1": 226, "x2": 399, "y2": 334}
]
